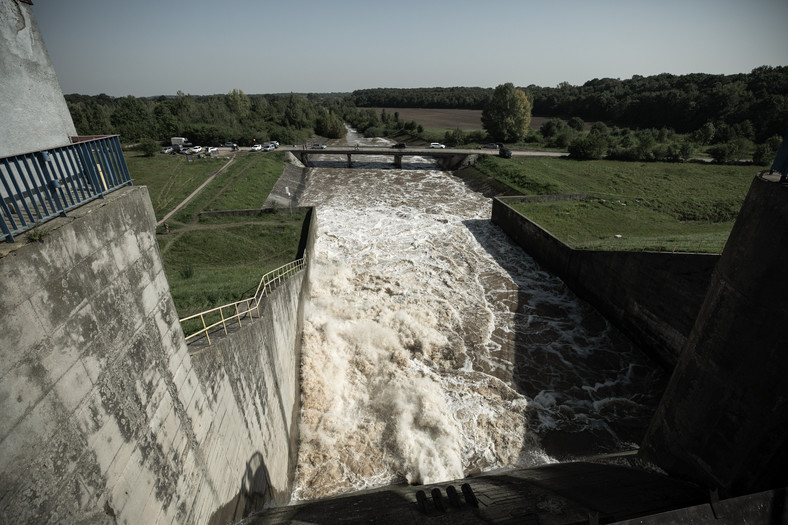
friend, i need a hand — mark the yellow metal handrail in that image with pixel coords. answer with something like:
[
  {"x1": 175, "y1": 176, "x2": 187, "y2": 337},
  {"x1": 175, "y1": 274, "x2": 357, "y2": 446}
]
[{"x1": 179, "y1": 256, "x2": 306, "y2": 345}]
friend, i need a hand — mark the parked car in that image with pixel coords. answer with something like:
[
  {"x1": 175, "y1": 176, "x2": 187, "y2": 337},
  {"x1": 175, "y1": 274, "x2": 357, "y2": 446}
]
[
  {"x1": 207, "y1": 147, "x2": 218, "y2": 154},
  {"x1": 251, "y1": 144, "x2": 262, "y2": 151},
  {"x1": 429, "y1": 142, "x2": 446, "y2": 149},
  {"x1": 191, "y1": 146, "x2": 203, "y2": 153},
  {"x1": 392, "y1": 143, "x2": 406, "y2": 149},
  {"x1": 161, "y1": 147, "x2": 173, "y2": 154},
  {"x1": 263, "y1": 144, "x2": 275, "y2": 151},
  {"x1": 223, "y1": 142, "x2": 235, "y2": 147},
  {"x1": 482, "y1": 143, "x2": 500, "y2": 149},
  {"x1": 499, "y1": 148, "x2": 513, "y2": 159},
  {"x1": 311, "y1": 143, "x2": 327, "y2": 149},
  {"x1": 270, "y1": 141, "x2": 279, "y2": 148}
]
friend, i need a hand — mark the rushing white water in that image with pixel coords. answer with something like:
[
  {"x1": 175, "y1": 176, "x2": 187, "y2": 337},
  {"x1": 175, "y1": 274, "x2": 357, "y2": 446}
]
[{"x1": 291, "y1": 129, "x2": 666, "y2": 501}]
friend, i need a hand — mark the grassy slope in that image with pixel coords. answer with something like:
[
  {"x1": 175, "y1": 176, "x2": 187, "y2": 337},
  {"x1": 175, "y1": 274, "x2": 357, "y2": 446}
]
[
  {"x1": 125, "y1": 152, "x2": 220, "y2": 220},
  {"x1": 474, "y1": 156, "x2": 755, "y2": 253},
  {"x1": 126, "y1": 151, "x2": 304, "y2": 316}
]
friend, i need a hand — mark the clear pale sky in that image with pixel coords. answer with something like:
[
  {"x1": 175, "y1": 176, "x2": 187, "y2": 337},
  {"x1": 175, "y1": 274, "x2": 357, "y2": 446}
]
[{"x1": 31, "y1": 0, "x2": 788, "y2": 97}]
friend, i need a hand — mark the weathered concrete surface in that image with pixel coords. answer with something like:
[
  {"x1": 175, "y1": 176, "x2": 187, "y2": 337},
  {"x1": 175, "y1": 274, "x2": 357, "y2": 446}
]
[
  {"x1": 0, "y1": 0, "x2": 76, "y2": 157},
  {"x1": 264, "y1": 160, "x2": 308, "y2": 210},
  {"x1": 492, "y1": 195, "x2": 718, "y2": 367},
  {"x1": 188, "y1": 208, "x2": 316, "y2": 519},
  {"x1": 188, "y1": 275, "x2": 307, "y2": 519},
  {"x1": 0, "y1": 186, "x2": 315, "y2": 524},
  {"x1": 241, "y1": 461, "x2": 709, "y2": 524},
  {"x1": 642, "y1": 175, "x2": 788, "y2": 496}
]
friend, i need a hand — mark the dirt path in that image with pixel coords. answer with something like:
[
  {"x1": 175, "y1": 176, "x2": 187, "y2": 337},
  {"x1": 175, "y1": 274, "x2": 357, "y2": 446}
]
[{"x1": 156, "y1": 155, "x2": 236, "y2": 227}]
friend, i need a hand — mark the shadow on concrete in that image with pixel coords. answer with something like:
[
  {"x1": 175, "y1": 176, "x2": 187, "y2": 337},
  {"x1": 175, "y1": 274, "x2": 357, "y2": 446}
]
[
  {"x1": 240, "y1": 462, "x2": 710, "y2": 524},
  {"x1": 461, "y1": 217, "x2": 668, "y2": 460},
  {"x1": 207, "y1": 452, "x2": 272, "y2": 525}
]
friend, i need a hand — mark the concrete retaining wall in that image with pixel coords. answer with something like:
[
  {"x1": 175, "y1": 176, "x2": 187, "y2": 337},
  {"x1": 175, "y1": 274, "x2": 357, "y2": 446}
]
[
  {"x1": 492, "y1": 196, "x2": 719, "y2": 367},
  {"x1": 0, "y1": 186, "x2": 316, "y2": 523},
  {"x1": 642, "y1": 175, "x2": 788, "y2": 495},
  {"x1": 0, "y1": 0, "x2": 76, "y2": 158}
]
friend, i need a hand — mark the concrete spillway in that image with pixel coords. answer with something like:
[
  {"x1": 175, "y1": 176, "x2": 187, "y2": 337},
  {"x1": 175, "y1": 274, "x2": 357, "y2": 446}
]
[{"x1": 288, "y1": 136, "x2": 666, "y2": 501}]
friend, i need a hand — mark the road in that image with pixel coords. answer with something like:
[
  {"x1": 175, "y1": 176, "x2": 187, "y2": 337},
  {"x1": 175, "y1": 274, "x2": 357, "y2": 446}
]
[{"x1": 277, "y1": 144, "x2": 567, "y2": 158}]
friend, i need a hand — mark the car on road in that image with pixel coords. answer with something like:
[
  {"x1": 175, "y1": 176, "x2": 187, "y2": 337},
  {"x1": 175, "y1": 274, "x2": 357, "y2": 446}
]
[
  {"x1": 270, "y1": 141, "x2": 279, "y2": 148},
  {"x1": 263, "y1": 144, "x2": 275, "y2": 151},
  {"x1": 429, "y1": 143, "x2": 446, "y2": 149},
  {"x1": 392, "y1": 143, "x2": 406, "y2": 148},
  {"x1": 223, "y1": 142, "x2": 235, "y2": 147},
  {"x1": 311, "y1": 143, "x2": 327, "y2": 149},
  {"x1": 191, "y1": 146, "x2": 203, "y2": 153},
  {"x1": 207, "y1": 147, "x2": 218, "y2": 154},
  {"x1": 251, "y1": 144, "x2": 262, "y2": 151},
  {"x1": 499, "y1": 148, "x2": 513, "y2": 159},
  {"x1": 482, "y1": 143, "x2": 500, "y2": 149},
  {"x1": 161, "y1": 147, "x2": 173, "y2": 154}
]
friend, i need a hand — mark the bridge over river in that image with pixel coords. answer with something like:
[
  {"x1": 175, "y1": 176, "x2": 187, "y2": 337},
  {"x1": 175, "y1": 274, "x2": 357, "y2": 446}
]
[{"x1": 286, "y1": 144, "x2": 566, "y2": 168}]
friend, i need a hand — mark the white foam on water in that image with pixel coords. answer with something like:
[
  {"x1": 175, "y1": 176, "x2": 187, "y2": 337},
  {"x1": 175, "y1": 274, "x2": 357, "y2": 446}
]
[{"x1": 290, "y1": 130, "x2": 664, "y2": 501}]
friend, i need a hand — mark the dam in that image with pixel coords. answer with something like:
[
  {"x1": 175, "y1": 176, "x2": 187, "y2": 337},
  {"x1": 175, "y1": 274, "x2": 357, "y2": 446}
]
[{"x1": 2, "y1": 3, "x2": 787, "y2": 521}]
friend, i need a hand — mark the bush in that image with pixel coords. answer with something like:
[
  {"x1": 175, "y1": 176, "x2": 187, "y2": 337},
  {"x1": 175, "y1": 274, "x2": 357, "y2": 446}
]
[
  {"x1": 753, "y1": 135, "x2": 783, "y2": 166},
  {"x1": 567, "y1": 117, "x2": 585, "y2": 131},
  {"x1": 364, "y1": 127, "x2": 385, "y2": 138},
  {"x1": 139, "y1": 137, "x2": 159, "y2": 157},
  {"x1": 568, "y1": 134, "x2": 607, "y2": 160},
  {"x1": 444, "y1": 128, "x2": 466, "y2": 146},
  {"x1": 708, "y1": 142, "x2": 736, "y2": 163}
]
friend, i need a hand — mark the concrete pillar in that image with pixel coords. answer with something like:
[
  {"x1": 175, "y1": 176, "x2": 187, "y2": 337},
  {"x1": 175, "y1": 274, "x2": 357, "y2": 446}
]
[
  {"x1": 641, "y1": 175, "x2": 788, "y2": 496},
  {"x1": 394, "y1": 154, "x2": 402, "y2": 169},
  {"x1": 347, "y1": 153, "x2": 352, "y2": 167},
  {"x1": 0, "y1": 0, "x2": 77, "y2": 157}
]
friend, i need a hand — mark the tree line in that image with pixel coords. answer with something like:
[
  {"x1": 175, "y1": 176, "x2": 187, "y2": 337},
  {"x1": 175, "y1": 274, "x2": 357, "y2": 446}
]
[
  {"x1": 65, "y1": 89, "x2": 347, "y2": 147},
  {"x1": 64, "y1": 65, "x2": 786, "y2": 165},
  {"x1": 351, "y1": 66, "x2": 788, "y2": 144}
]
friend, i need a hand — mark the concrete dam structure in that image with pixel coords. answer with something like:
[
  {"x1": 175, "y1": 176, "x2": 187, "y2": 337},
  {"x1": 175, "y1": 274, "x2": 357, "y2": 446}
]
[
  {"x1": 2, "y1": 3, "x2": 788, "y2": 522},
  {"x1": 0, "y1": 186, "x2": 317, "y2": 523}
]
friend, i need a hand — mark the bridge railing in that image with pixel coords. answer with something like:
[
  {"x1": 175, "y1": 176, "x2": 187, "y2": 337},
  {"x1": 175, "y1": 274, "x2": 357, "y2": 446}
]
[
  {"x1": 179, "y1": 256, "x2": 307, "y2": 345},
  {"x1": 1, "y1": 135, "x2": 132, "y2": 242}
]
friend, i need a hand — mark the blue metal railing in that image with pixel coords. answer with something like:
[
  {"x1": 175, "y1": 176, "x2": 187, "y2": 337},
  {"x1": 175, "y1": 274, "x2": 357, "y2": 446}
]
[{"x1": 1, "y1": 135, "x2": 132, "y2": 242}]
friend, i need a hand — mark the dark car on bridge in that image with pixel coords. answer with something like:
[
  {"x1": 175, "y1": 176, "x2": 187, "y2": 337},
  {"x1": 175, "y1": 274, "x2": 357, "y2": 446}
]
[
  {"x1": 499, "y1": 148, "x2": 513, "y2": 159},
  {"x1": 392, "y1": 143, "x2": 406, "y2": 148}
]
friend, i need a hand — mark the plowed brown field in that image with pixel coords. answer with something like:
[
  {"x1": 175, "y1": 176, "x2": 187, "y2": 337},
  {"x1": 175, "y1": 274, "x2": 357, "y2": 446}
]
[{"x1": 371, "y1": 108, "x2": 549, "y2": 131}]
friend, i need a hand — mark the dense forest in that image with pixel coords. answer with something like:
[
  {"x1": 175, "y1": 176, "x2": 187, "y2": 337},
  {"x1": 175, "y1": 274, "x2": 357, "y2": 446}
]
[
  {"x1": 65, "y1": 90, "x2": 348, "y2": 146},
  {"x1": 351, "y1": 66, "x2": 788, "y2": 143}
]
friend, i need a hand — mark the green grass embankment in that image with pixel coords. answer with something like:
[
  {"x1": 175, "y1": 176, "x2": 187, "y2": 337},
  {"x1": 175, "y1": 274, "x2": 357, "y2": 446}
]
[
  {"x1": 474, "y1": 156, "x2": 756, "y2": 253},
  {"x1": 125, "y1": 151, "x2": 304, "y2": 317}
]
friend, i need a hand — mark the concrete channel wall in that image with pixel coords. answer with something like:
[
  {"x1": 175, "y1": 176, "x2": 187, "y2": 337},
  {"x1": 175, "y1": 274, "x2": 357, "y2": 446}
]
[
  {"x1": 643, "y1": 175, "x2": 788, "y2": 496},
  {"x1": 0, "y1": 186, "x2": 316, "y2": 524},
  {"x1": 491, "y1": 195, "x2": 719, "y2": 367}
]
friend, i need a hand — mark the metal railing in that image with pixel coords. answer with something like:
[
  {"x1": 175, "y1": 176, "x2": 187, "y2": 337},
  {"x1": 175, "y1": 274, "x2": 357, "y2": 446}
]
[
  {"x1": 179, "y1": 256, "x2": 307, "y2": 345},
  {"x1": 1, "y1": 135, "x2": 132, "y2": 242}
]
